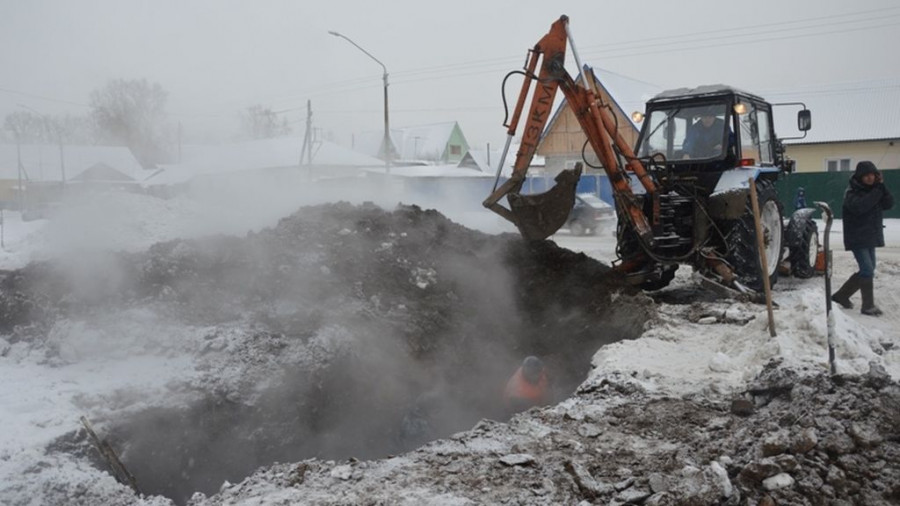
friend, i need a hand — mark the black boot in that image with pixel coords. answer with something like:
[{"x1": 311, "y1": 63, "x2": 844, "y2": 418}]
[
  {"x1": 860, "y1": 277, "x2": 883, "y2": 316},
  {"x1": 832, "y1": 273, "x2": 860, "y2": 309}
]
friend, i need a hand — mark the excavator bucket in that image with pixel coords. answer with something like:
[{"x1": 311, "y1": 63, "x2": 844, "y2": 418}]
[{"x1": 507, "y1": 166, "x2": 582, "y2": 241}]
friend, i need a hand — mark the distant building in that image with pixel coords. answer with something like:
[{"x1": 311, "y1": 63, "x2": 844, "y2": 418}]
[
  {"x1": 144, "y1": 136, "x2": 384, "y2": 196},
  {"x1": 0, "y1": 144, "x2": 145, "y2": 209},
  {"x1": 537, "y1": 66, "x2": 661, "y2": 173},
  {"x1": 771, "y1": 79, "x2": 900, "y2": 172},
  {"x1": 356, "y1": 121, "x2": 470, "y2": 164}
]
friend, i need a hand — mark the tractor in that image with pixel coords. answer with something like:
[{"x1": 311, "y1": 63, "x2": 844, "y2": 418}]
[{"x1": 483, "y1": 15, "x2": 816, "y2": 294}]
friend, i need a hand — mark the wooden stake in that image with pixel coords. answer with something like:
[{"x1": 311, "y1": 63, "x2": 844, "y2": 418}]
[
  {"x1": 80, "y1": 416, "x2": 141, "y2": 494},
  {"x1": 748, "y1": 178, "x2": 776, "y2": 337}
]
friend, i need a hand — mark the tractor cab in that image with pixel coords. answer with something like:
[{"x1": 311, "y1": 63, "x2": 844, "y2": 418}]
[{"x1": 634, "y1": 86, "x2": 794, "y2": 180}]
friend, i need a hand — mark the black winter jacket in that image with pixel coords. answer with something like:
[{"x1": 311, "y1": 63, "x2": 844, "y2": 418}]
[{"x1": 842, "y1": 176, "x2": 894, "y2": 250}]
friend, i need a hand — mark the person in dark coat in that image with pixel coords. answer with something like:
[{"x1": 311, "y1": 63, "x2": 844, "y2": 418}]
[
  {"x1": 794, "y1": 187, "x2": 807, "y2": 210},
  {"x1": 683, "y1": 111, "x2": 726, "y2": 159},
  {"x1": 831, "y1": 161, "x2": 894, "y2": 315}
]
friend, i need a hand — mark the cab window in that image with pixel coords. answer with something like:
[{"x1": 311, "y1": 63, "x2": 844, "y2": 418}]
[{"x1": 736, "y1": 102, "x2": 774, "y2": 166}]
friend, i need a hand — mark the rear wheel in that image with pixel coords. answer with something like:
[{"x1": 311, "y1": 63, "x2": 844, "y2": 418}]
[
  {"x1": 570, "y1": 222, "x2": 585, "y2": 236},
  {"x1": 789, "y1": 219, "x2": 818, "y2": 279},
  {"x1": 726, "y1": 179, "x2": 784, "y2": 291}
]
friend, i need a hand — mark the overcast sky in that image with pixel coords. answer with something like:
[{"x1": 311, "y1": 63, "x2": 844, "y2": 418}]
[{"x1": 2, "y1": 0, "x2": 899, "y2": 149}]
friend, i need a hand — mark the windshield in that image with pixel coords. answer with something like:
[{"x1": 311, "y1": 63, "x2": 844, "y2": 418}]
[{"x1": 637, "y1": 103, "x2": 729, "y2": 161}]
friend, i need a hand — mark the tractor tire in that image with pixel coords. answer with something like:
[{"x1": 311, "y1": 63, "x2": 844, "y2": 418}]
[
  {"x1": 789, "y1": 218, "x2": 819, "y2": 279},
  {"x1": 570, "y1": 222, "x2": 585, "y2": 236},
  {"x1": 725, "y1": 179, "x2": 784, "y2": 292}
]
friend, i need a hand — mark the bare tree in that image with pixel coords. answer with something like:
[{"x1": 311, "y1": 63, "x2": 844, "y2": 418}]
[
  {"x1": 89, "y1": 78, "x2": 170, "y2": 167},
  {"x1": 3, "y1": 111, "x2": 45, "y2": 143},
  {"x1": 239, "y1": 104, "x2": 291, "y2": 139},
  {"x1": 54, "y1": 114, "x2": 96, "y2": 145},
  {"x1": 2, "y1": 111, "x2": 97, "y2": 146}
]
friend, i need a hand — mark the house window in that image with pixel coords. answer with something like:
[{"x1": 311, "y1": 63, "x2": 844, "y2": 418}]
[
  {"x1": 825, "y1": 158, "x2": 851, "y2": 172},
  {"x1": 450, "y1": 145, "x2": 461, "y2": 155}
]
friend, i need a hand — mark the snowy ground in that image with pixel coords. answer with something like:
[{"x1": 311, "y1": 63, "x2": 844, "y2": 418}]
[
  {"x1": 0, "y1": 188, "x2": 898, "y2": 505},
  {"x1": 552, "y1": 218, "x2": 900, "y2": 394}
]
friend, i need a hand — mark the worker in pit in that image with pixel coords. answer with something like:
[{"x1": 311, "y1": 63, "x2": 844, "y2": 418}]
[
  {"x1": 503, "y1": 356, "x2": 550, "y2": 415},
  {"x1": 831, "y1": 161, "x2": 894, "y2": 316},
  {"x1": 682, "y1": 107, "x2": 728, "y2": 159}
]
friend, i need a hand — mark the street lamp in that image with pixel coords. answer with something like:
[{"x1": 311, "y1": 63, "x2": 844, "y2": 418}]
[
  {"x1": 18, "y1": 104, "x2": 65, "y2": 186},
  {"x1": 328, "y1": 30, "x2": 392, "y2": 174}
]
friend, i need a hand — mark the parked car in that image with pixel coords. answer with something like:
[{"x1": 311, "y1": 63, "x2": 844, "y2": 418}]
[{"x1": 565, "y1": 193, "x2": 615, "y2": 236}]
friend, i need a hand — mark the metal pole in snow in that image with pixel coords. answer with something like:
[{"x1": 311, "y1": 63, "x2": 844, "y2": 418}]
[{"x1": 816, "y1": 201, "x2": 836, "y2": 375}]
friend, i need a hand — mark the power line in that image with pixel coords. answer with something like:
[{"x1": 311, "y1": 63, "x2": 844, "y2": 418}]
[
  {"x1": 4, "y1": 6, "x2": 899, "y2": 121},
  {"x1": 339, "y1": 5, "x2": 900, "y2": 85},
  {"x1": 0, "y1": 86, "x2": 88, "y2": 108},
  {"x1": 576, "y1": 5, "x2": 900, "y2": 53},
  {"x1": 261, "y1": 7, "x2": 900, "y2": 109},
  {"x1": 319, "y1": 6, "x2": 900, "y2": 88},
  {"x1": 579, "y1": 17, "x2": 900, "y2": 61}
]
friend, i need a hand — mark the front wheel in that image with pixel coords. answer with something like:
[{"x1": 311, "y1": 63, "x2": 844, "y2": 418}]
[
  {"x1": 789, "y1": 219, "x2": 819, "y2": 279},
  {"x1": 725, "y1": 179, "x2": 784, "y2": 291}
]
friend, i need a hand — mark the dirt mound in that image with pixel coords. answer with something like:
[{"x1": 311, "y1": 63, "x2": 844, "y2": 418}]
[{"x1": 2, "y1": 201, "x2": 635, "y2": 347}]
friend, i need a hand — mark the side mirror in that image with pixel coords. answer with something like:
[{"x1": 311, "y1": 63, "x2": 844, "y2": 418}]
[{"x1": 797, "y1": 110, "x2": 811, "y2": 131}]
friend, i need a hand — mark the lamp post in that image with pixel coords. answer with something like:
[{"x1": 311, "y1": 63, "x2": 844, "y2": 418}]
[
  {"x1": 328, "y1": 30, "x2": 392, "y2": 174},
  {"x1": 18, "y1": 104, "x2": 65, "y2": 186},
  {"x1": 14, "y1": 132, "x2": 24, "y2": 212}
]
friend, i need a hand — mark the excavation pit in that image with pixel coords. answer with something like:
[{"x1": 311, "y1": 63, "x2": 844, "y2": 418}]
[
  {"x1": 101, "y1": 300, "x2": 647, "y2": 504},
  {"x1": 20, "y1": 203, "x2": 651, "y2": 504}
]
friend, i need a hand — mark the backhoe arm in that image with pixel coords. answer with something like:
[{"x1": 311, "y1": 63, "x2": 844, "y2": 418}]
[
  {"x1": 483, "y1": 16, "x2": 572, "y2": 236},
  {"x1": 556, "y1": 67, "x2": 657, "y2": 245},
  {"x1": 483, "y1": 15, "x2": 656, "y2": 245}
]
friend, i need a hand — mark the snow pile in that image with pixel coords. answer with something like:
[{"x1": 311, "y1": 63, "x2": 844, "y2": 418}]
[{"x1": 591, "y1": 272, "x2": 898, "y2": 397}]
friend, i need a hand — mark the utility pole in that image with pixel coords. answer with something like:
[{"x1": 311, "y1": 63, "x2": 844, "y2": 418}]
[
  {"x1": 57, "y1": 127, "x2": 66, "y2": 186},
  {"x1": 15, "y1": 134, "x2": 26, "y2": 212},
  {"x1": 413, "y1": 136, "x2": 422, "y2": 160},
  {"x1": 299, "y1": 100, "x2": 314, "y2": 174},
  {"x1": 18, "y1": 104, "x2": 63, "y2": 194}
]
